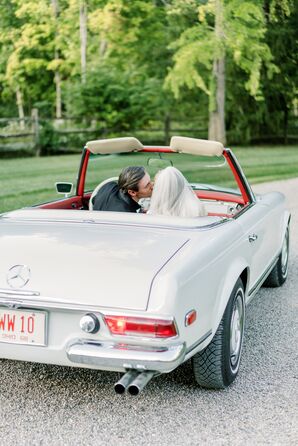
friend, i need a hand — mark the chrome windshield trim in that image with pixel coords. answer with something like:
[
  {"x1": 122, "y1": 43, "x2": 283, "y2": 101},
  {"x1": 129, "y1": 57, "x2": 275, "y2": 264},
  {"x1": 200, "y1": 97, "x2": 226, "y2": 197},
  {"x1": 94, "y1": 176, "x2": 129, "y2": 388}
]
[
  {"x1": 233, "y1": 202, "x2": 255, "y2": 219},
  {"x1": 225, "y1": 149, "x2": 256, "y2": 204}
]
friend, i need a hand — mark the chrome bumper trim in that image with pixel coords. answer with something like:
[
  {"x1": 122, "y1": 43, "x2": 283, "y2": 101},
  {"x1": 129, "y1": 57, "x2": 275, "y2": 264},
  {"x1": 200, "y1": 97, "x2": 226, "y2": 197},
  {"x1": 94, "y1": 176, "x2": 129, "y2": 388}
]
[{"x1": 66, "y1": 339, "x2": 186, "y2": 373}]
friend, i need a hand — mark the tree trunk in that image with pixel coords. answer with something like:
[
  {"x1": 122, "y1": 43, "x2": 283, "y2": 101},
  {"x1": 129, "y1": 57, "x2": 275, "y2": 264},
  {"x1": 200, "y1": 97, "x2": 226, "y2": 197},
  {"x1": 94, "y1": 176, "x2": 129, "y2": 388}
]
[
  {"x1": 283, "y1": 105, "x2": 288, "y2": 144},
  {"x1": 99, "y1": 39, "x2": 108, "y2": 58},
  {"x1": 55, "y1": 71, "x2": 62, "y2": 119},
  {"x1": 80, "y1": 1, "x2": 87, "y2": 84},
  {"x1": 31, "y1": 108, "x2": 40, "y2": 156},
  {"x1": 164, "y1": 114, "x2": 171, "y2": 145},
  {"x1": 208, "y1": 0, "x2": 226, "y2": 145},
  {"x1": 208, "y1": 57, "x2": 226, "y2": 144},
  {"x1": 16, "y1": 86, "x2": 25, "y2": 129},
  {"x1": 51, "y1": 0, "x2": 62, "y2": 119}
]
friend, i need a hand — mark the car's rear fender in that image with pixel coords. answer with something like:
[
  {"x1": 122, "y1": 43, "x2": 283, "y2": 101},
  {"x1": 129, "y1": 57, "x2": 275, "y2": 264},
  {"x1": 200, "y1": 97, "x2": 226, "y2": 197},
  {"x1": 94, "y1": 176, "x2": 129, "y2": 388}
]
[
  {"x1": 209, "y1": 258, "x2": 249, "y2": 341},
  {"x1": 147, "y1": 222, "x2": 249, "y2": 354},
  {"x1": 175, "y1": 258, "x2": 250, "y2": 361},
  {"x1": 206, "y1": 205, "x2": 288, "y2": 347},
  {"x1": 281, "y1": 210, "x2": 291, "y2": 243},
  {"x1": 258, "y1": 192, "x2": 290, "y2": 254}
]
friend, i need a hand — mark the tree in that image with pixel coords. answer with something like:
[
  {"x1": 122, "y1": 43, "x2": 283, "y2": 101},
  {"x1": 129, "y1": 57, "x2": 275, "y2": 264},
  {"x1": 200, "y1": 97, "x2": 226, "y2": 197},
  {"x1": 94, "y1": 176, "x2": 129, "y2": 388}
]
[
  {"x1": 79, "y1": 0, "x2": 87, "y2": 83},
  {"x1": 2, "y1": 0, "x2": 57, "y2": 117},
  {"x1": 209, "y1": 0, "x2": 225, "y2": 143},
  {"x1": 0, "y1": 0, "x2": 296, "y2": 147},
  {"x1": 165, "y1": 0, "x2": 279, "y2": 144},
  {"x1": 0, "y1": 0, "x2": 25, "y2": 119},
  {"x1": 51, "y1": 0, "x2": 62, "y2": 118},
  {"x1": 262, "y1": 0, "x2": 297, "y2": 142}
]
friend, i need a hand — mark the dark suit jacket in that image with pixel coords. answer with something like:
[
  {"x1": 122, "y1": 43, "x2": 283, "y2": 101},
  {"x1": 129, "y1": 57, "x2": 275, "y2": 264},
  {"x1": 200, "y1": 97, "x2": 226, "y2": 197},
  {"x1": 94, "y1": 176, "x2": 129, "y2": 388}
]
[{"x1": 92, "y1": 181, "x2": 141, "y2": 213}]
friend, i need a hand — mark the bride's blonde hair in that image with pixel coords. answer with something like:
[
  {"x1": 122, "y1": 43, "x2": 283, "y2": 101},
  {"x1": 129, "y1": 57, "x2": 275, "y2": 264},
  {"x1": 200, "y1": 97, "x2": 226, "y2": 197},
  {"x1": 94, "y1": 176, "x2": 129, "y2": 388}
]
[{"x1": 149, "y1": 166, "x2": 206, "y2": 218}]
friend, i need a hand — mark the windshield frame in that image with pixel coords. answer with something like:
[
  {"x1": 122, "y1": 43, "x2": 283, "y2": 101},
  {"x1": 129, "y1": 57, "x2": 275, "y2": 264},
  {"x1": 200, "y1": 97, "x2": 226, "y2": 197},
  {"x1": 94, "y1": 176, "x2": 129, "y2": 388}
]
[{"x1": 77, "y1": 146, "x2": 255, "y2": 205}]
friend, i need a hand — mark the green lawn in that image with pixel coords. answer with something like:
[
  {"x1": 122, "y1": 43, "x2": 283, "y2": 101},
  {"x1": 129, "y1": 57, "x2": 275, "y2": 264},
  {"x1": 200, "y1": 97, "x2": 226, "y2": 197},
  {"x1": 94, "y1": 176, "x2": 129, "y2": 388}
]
[{"x1": 0, "y1": 145, "x2": 298, "y2": 213}]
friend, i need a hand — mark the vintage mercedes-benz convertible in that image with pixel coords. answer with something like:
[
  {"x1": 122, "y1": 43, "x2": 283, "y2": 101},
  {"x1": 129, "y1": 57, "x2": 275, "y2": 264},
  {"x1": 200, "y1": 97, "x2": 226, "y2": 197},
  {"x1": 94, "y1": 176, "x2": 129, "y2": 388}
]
[{"x1": 0, "y1": 136, "x2": 290, "y2": 395}]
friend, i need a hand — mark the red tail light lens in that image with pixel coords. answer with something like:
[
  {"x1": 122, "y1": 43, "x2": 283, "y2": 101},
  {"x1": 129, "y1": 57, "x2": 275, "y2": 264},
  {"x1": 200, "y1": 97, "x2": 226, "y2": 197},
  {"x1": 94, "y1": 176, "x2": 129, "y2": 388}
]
[{"x1": 104, "y1": 315, "x2": 177, "y2": 338}]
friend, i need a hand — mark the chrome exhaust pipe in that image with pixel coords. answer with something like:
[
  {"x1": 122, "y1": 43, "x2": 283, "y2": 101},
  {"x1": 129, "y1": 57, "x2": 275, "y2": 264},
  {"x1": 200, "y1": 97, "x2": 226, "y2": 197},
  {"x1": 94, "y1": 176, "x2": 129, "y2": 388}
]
[
  {"x1": 114, "y1": 370, "x2": 140, "y2": 395},
  {"x1": 127, "y1": 371, "x2": 155, "y2": 396}
]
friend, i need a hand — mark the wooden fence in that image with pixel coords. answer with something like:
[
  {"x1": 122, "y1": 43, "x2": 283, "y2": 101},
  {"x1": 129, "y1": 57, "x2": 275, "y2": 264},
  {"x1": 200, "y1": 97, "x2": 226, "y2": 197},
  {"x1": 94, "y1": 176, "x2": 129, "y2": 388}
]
[
  {"x1": 0, "y1": 110, "x2": 209, "y2": 156},
  {"x1": 0, "y1": 110, "x2": 297, "y2": 156}
]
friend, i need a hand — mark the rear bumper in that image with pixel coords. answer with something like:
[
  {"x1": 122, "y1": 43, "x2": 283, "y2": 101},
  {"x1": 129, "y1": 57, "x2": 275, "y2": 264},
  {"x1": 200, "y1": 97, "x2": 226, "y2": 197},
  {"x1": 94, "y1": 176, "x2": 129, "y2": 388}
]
[{"x1": 66, "y1": 339, "x2": 186, "y2": 373}]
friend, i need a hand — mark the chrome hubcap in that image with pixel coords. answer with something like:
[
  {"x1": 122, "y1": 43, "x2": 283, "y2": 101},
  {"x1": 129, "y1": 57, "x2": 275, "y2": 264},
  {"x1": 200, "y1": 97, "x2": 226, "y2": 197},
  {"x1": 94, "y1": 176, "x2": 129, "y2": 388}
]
[
  {"x1": 230, "y1": 291, "x2": 244, "y2": 368},
  {"x1": 281, "y1": 230, "x2": 289, "y2": 276}
]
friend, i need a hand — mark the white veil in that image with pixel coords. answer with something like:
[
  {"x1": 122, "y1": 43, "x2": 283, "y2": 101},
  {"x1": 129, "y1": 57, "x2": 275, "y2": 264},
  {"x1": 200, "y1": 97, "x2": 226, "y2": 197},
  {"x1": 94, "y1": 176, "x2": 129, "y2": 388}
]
[{"x1": 149, "y1": 166, "x2": 206, "y2": 218}]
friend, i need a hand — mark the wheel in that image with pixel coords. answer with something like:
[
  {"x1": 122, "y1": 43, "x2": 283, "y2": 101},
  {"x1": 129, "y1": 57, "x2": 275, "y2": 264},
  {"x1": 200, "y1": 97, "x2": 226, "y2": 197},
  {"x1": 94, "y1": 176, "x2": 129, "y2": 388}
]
[
  {"x1": 263, "y1": 227, "x2": 289, "y2": 288},
  {"x1": 192, "y1": 278, "x2": 245, "y2": 389}
]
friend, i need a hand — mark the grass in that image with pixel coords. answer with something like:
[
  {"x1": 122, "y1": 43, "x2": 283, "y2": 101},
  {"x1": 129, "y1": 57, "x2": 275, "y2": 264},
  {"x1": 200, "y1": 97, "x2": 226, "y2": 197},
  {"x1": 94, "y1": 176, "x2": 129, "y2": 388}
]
[{"x1": 0, "y1": 145, "x2": 298, "y2": 214}]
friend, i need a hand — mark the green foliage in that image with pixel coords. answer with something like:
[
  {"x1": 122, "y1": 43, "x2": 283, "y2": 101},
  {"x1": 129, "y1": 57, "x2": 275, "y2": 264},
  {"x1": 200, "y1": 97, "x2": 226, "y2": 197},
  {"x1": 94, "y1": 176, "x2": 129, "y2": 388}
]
[
  {"x1": 64, "y1": 64, "x2": 167, "y2": 128},
  {"x1": 225, "y1": 1, "x2": 298, "y2": 143},
  {"x1": 39, "y1": 120, "x2": 60, "y2": 155},
  {"x1": 166, "y1": 0, "x2": 276, "y2": 99},
  {"x1": 165, "y1": 25, "x2": 214, "y2": 97},
  {"x1": 0, "y1": 0, "x2": 296, "y2": 145}
]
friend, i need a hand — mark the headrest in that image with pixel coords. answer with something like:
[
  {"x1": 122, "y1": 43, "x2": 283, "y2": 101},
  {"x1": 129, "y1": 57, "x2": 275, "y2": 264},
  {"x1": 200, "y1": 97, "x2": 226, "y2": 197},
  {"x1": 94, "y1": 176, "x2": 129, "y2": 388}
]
[
  {"x1": 85, "y1": 136, "x2": 224, "y2": 156},
  {"x1": 170, "y1": 136, "x2": 224, "y2": 156},
  {"x1": 86, "y1": 137, "x2": 143, "y2": 154}
]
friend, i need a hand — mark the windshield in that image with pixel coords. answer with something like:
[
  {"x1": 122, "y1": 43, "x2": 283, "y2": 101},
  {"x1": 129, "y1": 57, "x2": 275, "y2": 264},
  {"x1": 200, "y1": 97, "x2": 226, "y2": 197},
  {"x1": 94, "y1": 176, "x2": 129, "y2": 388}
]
[{"x1": 84, "y1": 151, "x2": 241, "y2": 196}]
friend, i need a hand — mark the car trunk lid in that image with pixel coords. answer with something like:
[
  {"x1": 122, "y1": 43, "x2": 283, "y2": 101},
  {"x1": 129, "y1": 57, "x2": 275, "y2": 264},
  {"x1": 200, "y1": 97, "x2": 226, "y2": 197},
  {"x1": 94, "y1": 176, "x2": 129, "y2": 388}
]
[{"x1": 0, "y1": 213, "x2": 189, "y2": 311}]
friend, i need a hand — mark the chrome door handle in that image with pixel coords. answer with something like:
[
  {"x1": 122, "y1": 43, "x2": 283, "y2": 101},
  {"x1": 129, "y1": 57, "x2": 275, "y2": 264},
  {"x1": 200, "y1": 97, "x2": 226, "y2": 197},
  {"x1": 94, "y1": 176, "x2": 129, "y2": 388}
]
[{"x1": 248, "y1": 234, "x2": 258, "y2": 243}]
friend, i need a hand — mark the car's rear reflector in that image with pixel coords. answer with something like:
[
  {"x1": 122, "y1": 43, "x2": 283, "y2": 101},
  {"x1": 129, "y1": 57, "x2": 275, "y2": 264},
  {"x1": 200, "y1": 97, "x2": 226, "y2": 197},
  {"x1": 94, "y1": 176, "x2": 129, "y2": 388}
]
[
  {"x1": 104, "y1": 315, "x2": 177, "y2": 338},
  {"x1": 185, "y1": 310, "x2": 197, "y2": 327}
]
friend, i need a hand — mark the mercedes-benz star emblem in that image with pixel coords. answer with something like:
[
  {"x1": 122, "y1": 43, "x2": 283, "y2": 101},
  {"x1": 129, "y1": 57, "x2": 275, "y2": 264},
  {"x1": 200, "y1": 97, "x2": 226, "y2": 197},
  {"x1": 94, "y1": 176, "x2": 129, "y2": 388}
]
[{"x1": 7, "y1": 265, "x2": 31, "y2": 289}]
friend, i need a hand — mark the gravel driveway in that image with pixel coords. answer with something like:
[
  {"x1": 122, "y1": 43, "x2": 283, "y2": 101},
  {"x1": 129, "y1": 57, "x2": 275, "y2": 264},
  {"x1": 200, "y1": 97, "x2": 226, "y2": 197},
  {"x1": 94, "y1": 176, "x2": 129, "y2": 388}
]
[{"x1": 0, "y1": 179, "x2": 297, "y2": 446}]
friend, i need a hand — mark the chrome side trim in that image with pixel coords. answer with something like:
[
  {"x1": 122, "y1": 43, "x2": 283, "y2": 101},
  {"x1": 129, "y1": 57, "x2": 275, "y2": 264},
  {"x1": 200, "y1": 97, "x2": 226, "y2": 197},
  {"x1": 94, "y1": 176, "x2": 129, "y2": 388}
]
[
  {"x1": 0, "y1": 295, "x2": 102, "y2": 312},
  {"x1": 0, "y1": 295, "x2": 178, "y2": 319},
  {"x1": 247, "y1": 254, "x2": 279, "y2": 301},
  {"x1": 2, "y1": 215, "x2": 229, "y2": 232},
  {"x1": 66, "y1": 339, "x2": 186, "y2": 373},
  {"x1": 185, "y1": 330, "x2": 213, "y2": 356},
  {"x1": 0, "y1": 288, "x2": 40, "y2": 297}
]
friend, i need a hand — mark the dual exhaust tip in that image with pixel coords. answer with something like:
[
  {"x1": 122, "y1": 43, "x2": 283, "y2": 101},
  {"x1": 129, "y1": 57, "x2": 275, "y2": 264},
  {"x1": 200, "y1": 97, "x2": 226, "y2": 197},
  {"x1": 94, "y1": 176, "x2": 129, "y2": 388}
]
[{"x1": 114, "y1": 370, "x2": 155, "y2": 396}]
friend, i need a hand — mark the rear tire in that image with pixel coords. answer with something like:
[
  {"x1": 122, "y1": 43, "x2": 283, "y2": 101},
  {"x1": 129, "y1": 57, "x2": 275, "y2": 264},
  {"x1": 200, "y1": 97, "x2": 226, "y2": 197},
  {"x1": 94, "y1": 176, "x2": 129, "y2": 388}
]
[
  {"x1": 263, "y1": 227, "x2": 289, "y2": 288},
  {"x1": 192, "y1": 279, "x2": 245, "y2": 389}
]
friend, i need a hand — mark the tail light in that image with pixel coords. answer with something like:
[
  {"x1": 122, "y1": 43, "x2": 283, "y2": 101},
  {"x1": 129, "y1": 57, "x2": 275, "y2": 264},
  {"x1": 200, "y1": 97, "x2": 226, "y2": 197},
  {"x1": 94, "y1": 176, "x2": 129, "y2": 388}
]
[{"x1": 104, "y1": 315, "x2": 177, "y2": 338}]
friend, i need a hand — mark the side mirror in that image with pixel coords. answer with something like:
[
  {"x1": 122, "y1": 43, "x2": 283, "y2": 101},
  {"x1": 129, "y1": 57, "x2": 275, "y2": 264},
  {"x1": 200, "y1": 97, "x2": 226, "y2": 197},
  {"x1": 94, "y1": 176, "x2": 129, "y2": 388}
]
[{"x1": 55, "y1": 182, "x2": 73, "y2": 198}]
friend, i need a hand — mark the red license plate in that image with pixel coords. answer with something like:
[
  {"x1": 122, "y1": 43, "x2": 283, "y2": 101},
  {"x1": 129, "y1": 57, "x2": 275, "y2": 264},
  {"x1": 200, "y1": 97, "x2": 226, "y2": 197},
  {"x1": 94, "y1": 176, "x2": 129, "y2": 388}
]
[{"x1": 0, "y1": 308, "x2": 47, "y2": 346}]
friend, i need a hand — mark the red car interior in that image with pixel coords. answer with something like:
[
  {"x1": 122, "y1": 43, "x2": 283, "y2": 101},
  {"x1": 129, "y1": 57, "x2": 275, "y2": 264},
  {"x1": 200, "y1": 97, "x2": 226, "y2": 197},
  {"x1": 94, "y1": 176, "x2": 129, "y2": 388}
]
[{"x1": 38, "y1": 146, "x2": 249, "y2": 218}]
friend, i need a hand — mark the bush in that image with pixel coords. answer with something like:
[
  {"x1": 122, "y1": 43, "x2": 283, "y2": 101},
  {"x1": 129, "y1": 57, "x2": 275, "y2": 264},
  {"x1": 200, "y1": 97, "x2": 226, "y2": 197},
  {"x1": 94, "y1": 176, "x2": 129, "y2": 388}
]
[{"x1": 38, "y1": 120, "x2": 60, "y2": 156}]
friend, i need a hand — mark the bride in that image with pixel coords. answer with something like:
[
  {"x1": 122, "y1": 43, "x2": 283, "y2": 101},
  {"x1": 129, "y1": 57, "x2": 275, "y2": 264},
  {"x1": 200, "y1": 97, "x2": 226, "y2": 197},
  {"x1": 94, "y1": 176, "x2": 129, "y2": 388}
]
[{"x1": 148, "y1": 166, "x2": 206, "y2": 218}]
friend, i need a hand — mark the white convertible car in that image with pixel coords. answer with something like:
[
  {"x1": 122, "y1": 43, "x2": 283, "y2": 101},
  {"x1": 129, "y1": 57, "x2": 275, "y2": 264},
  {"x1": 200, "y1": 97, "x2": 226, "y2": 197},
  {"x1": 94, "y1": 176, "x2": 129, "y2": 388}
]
[{"x1": 0, "y1": 137, "x2": 290, "y2": 395}]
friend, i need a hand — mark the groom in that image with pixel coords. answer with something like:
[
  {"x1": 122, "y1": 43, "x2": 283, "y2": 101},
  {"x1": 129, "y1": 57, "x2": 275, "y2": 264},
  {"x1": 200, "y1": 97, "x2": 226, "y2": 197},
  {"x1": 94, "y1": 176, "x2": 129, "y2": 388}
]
[{"x1": 92, "y1": 166, "x2": 153, "y2": 213}]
